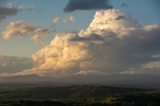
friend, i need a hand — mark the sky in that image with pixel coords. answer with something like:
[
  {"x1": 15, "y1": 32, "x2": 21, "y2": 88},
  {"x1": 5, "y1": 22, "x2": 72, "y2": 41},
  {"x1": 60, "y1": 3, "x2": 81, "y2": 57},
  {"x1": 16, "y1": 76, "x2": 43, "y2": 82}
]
[
  {"x1": 0, "y1": 0, "x2": 160, "y2": 57},
  {"x1": 0, "y1": 0, "x2": 160, "y2": 85}
]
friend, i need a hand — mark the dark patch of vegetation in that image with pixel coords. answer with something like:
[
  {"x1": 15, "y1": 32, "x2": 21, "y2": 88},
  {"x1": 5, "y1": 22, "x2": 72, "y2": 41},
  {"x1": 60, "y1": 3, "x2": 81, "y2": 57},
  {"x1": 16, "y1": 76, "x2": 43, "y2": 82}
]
[{"x1": 0, "y1": 84, "x2": 159, "y2": 106}]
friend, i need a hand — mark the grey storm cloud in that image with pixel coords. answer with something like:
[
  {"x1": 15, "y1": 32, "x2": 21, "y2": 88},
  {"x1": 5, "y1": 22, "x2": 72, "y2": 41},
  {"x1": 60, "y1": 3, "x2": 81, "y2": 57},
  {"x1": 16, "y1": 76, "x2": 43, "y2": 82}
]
[
  {"x1": 0, "y1": 1, "x2": 35, "y2": 24},
  {"x1": 0, "y1": 3, "x2": 20, "y2": 23},
  {"x1": 63, "y1": 0, "x2": 113, "y2": 12}
]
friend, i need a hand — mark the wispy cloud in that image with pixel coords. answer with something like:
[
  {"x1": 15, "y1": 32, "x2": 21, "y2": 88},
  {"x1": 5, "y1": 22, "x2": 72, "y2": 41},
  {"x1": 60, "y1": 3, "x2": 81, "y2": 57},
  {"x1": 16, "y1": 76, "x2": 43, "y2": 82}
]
[
  {"x1": 64, "y1": 16, "x2": 76, "y2": 23},
  {"x1": 52, "y1": 17, "x2": 61, "y2": 24},
  {"x1": 52, "y1": 16, "x2": 76, "y2": 24}
]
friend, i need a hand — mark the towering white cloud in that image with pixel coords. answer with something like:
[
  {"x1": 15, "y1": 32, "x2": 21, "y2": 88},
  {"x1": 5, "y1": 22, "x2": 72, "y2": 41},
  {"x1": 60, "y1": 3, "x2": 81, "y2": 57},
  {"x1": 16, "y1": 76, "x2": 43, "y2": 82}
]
[
  {"x1": 3, "y1": 21, "x2": 51, "y2": 44},
  {"x1": 79, "y1": 9, "x2": 141, "y2": 38},
  {"x1": 21, "y1": 9, "x2": 160, "y2": 77}
]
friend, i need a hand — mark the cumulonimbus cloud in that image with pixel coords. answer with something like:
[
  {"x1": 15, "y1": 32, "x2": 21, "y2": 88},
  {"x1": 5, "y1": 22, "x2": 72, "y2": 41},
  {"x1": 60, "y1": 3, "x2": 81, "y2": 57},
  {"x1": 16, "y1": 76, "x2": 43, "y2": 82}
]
[
  {"x1": 1, "y1": 9, "x2": 160, "y2": 80},
  {"x1": 14, "y1": 9, "x2": 160, "y2": 77},
  {"x1": 63, "y1": 0, "x2": 113, "y2": 12},
  {"x1": 2, "y1": 21, "x2": 51, "y2": 44}
]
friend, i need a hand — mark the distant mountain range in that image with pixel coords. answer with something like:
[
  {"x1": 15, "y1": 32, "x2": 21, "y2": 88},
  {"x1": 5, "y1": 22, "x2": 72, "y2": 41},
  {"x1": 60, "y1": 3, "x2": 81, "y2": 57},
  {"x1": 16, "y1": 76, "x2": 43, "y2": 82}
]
[{"x1": 0, "y1": 74, "x2": 160, "y2": 88}]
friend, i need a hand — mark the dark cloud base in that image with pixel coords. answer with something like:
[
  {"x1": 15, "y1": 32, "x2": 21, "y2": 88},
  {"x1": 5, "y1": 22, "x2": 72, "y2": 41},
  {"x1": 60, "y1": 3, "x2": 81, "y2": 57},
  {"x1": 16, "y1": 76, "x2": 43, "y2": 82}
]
[{"x1": 64, "y1": 0, "x2": 113, "y2": 12}]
